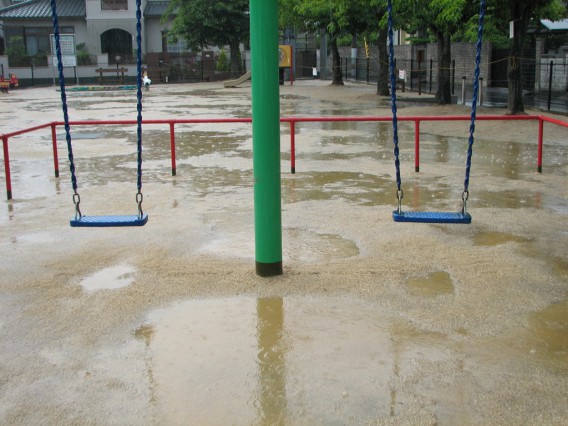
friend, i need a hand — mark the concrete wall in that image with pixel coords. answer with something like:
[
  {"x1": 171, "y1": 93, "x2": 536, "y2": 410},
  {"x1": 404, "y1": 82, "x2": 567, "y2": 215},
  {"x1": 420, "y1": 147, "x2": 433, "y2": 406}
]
[{"x1": 145, "y1": 18, "x2": 167, "y2": 54}]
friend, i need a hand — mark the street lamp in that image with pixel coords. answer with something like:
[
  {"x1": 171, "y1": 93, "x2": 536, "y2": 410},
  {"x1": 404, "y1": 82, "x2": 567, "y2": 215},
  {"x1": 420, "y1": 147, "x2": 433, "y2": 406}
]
[{"x1": 115, "y1": 55, "x2": 121, "y2": 83}]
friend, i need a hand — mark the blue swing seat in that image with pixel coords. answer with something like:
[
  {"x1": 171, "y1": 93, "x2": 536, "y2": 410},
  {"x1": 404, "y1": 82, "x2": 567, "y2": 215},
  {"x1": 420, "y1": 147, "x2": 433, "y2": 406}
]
[
  {"x1": 393, "y1": 210, "x2": 471, "y2": 224},
  {"x1": 70, "y1": 214, "x2": 148, "y2": 227}
]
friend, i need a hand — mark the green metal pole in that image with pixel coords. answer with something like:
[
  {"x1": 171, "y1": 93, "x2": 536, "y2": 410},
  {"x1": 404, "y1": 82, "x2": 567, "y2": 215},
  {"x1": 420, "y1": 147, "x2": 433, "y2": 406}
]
[{"x1": 250, "y1": 0, "x2": 283, "y2": 276}]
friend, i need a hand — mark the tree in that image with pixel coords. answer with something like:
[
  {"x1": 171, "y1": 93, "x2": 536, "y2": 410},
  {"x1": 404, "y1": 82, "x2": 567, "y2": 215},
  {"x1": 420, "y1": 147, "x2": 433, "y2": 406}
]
[
  {"x1": 6, "y1": 36, "x2": 28, "y2": 67},
  {"x1": 165, "y1": 0, "x2": 249, "y2": 77},
  {"x1": 289, "y1": 0, "x2": 346, "y2": 85},
  {"x1": 397, "y1": 0, "x2": 478, "y2": 105},
  {"x1": 506, "y1": 0, "x2": 565, "y2": 114}
]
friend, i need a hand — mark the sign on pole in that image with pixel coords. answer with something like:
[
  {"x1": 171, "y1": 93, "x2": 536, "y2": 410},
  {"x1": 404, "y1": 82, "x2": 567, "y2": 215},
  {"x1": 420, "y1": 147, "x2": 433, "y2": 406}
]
[{"x1": 50, "y1": 34, "x2": 77, "y2": 67}]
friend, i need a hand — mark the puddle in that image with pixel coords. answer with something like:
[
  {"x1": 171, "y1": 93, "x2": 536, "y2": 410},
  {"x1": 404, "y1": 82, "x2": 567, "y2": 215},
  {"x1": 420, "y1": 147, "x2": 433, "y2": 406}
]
[
  {"x1": 56, "y1": 132, "x2": 105, "y2": 140},
  {"x1": 134, "y1": 295, "x2": 568, "y2": 423},
  {"x1": 200, "y1": 228, "x2": 359, "y2": 262},
  {"x1": 136, "y1": 297, "x2": 449, "y2": 423},
  {"x1": 406, "y1": 271, "x2": 454, "y2": 297},
  {"x1": 472, "y1": 231, "x2": 529, "y2": 246},
  {"x1": 284, "y1": 229, "x2": 359, "y2": 261},
  {"x1": 282, "y1": 171, "x2": 396, "y2": 206},
  {"x1": 526, "y1": 298, "x2": 568, "y2": 367},
  {"x1": 79, "y1": 264, "x2": 136, "y2": 292}
]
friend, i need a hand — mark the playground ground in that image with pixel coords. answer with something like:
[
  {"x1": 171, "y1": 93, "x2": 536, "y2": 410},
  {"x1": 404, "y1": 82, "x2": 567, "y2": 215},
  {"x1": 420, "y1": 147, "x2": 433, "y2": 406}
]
[{"x1": 0, "y1": 80, "x2": 567, "y2": 424}]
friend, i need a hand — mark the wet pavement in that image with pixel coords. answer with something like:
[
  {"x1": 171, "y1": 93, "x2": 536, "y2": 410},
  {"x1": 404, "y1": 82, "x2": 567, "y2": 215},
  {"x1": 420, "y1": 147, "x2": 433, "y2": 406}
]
[{"x1": 0, "y1": 81, "x2": 567, "y2": 424}]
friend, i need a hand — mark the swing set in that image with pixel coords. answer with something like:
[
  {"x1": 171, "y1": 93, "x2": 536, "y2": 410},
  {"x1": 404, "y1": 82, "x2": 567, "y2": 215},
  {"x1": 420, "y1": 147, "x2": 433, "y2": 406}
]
[
  {"x1": 49, "y1": 0, "x2": 483, "y2": 227},
  {"x1": 387, "y1": 0, "x2": 486, "y2": 224},
  {"x1": 50, "y1": 0, "x2": 147, "y2": 227}
]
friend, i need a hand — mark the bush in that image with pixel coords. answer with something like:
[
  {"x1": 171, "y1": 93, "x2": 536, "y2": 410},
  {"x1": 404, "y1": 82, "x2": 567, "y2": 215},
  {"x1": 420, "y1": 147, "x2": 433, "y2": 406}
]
[
  {"x1": 216, "y1": 49, "x2": 230, "y2": 72},
  {"x1": 6, "y1": 36, "x2": 29, "y2": 67},
  {"x1": 76, "y1": 43, "x2": 94, "y2": 65}
]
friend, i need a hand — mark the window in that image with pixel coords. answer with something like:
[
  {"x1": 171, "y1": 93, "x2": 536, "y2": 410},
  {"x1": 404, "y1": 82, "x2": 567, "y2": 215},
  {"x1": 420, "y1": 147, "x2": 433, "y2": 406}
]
[
  {"x1": 25, "y1": 26, "x2": 73, "y2": 56},
  {"x1": 101, "y1": 0, "x2": 128, "y2": 11}
]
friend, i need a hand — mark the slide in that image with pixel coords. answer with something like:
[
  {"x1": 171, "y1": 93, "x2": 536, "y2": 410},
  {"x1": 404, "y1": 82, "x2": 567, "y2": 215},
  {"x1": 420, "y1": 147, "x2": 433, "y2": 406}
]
[{"x1": 224, "y1": 71, "x2": 252, "y2": 88}]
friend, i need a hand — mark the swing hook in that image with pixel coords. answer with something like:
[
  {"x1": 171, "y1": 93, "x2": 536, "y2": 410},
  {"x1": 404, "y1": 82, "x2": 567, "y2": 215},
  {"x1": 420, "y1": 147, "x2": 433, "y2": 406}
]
[{"x1": 396, "y1": 189, "x2": 404, "y2": 214}]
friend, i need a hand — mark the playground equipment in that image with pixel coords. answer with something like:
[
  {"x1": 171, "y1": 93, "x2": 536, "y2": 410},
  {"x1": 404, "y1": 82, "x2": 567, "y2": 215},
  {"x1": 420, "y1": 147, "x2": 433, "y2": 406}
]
[
  {"x1": 387, "y1": 0, "x2": 486, "y2": 224},
  {"x1": 224, "y1": 70, "x2": 252, "y2": 88},
  {"x1": 50, "y1": 0, "x2": 148, "y2": 227},
  {"x1": 223, "y1": 45, "x2": 293, "y2": 89},
  {"x1": 250, "y1": 0, "x2": 283, "y2": 276}
]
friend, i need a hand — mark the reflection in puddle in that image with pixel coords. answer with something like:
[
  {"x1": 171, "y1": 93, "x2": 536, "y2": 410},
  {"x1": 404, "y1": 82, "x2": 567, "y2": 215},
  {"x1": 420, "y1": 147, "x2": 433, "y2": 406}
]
[
  {"x1": 139, "y1": 297, "x2": 466, "y2": 423},
  {"x1": 79, "y1": 264, "x2": 136, "y2": 292},
  {"x1": 138, "y1": 296, "x2": 568, "y2": 423},
  {"x1": 406, "y1": 271, "x2": 454, "y2": 297}
]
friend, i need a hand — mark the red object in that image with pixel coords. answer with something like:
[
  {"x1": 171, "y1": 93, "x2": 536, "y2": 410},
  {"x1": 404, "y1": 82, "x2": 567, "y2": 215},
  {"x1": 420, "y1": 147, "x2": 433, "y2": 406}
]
[{"x1": 1, "y1": 115, "x2": 566, "y2": 200}]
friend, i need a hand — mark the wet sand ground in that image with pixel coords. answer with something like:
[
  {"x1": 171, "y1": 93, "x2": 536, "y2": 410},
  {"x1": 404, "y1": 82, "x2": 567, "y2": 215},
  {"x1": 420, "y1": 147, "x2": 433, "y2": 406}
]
[{"x1": 0, "y1": 80, "x2": 567, "y2": 425}]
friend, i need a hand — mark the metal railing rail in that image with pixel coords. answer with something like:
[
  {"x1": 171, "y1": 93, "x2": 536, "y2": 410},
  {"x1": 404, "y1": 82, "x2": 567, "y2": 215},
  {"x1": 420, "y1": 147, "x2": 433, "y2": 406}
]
[{"x1": 2, "y1": 114, "x2": 567, "y2": 200}]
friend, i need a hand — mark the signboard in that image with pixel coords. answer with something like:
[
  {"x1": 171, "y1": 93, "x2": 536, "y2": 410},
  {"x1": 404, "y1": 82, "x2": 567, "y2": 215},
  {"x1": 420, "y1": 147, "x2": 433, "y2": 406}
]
[
  {"x1": 50, "y1": 34, "x2": 76, "y2": 55},
  {"x1": 399, "y1": 69, "x2": 406, "y2": 80},
  {"x1": 52, "y1": 55, "x2": 77, "y2": 67},
  {"x1": 279, "y1": 45, "x2": 292, "y2": 68},
  {"x1": 50, "y1": 34, "x2": 76, "y2": 67}
]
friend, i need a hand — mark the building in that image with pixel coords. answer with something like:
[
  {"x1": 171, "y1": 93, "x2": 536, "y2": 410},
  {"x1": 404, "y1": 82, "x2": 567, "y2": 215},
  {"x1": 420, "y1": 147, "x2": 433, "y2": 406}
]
[{"x1": 0, "y1": 0, "x2": 171, "y2": 67}]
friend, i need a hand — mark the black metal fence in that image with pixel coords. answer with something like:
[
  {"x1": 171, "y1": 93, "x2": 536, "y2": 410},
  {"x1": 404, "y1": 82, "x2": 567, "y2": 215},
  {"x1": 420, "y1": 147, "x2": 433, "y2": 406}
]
[{"x1": 338, "y1": 55, "x2": 567, "y2": 113}]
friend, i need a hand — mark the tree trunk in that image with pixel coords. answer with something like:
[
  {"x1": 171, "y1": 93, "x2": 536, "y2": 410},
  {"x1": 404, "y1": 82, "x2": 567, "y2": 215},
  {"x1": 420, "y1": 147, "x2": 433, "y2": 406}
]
[
  {"x1": 507, "y1": 1, "x2": 530, "y2": 114},
  {"x1": 376, "y1": 27, "x2": 389, "y2": 96},
  {"x1": 330, "y1": 37, "x2": 344, "y2": 85},
  {"x1": 436, "y1": 32, "x2": 452, "y2": 104},
  {"x1": 229, "y1": 40, "x2": 241, "y2": 77}
]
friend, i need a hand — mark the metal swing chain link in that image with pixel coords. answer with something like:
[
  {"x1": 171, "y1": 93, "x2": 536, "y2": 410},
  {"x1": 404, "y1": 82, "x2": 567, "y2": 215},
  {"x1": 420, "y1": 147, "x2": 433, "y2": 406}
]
[
  {"x1": 136, "y1": 192, "x2": 144, "y2": 219},
  {"x1": 461, "y1": 190, "x2": 469, "y2": 215},
  {"x1": 73, "y1": 192, "x2": 82, "y2": 220}
]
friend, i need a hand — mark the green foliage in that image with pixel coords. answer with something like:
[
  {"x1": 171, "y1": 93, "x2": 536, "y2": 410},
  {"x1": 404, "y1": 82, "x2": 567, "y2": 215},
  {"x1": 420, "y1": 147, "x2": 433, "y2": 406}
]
[
  {"x1": 216, "y1": 49, "x2": 230, "y2": 72},
  {"x1": 6, "y1": 36, "x2": 28, "y2": 67},
  {"x1": 165, "y1": 0, "x2": 249, "y2": 50},
  {"x1": 165, "y1": 0, "x2": 248, "y2": 75},
  {"x1": 76, "y1": 43, "x2": 94, "y2": 66}
]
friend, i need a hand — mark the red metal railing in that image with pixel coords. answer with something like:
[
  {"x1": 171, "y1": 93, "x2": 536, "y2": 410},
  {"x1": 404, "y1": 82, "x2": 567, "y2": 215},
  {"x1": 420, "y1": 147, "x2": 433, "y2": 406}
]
[{"x1": 1, "y1": 115, "x2": 567, "y2": 200}]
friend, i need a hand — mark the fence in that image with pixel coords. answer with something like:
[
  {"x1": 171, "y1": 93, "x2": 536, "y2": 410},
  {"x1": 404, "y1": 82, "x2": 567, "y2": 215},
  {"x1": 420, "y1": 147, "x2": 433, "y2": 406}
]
[
  {"x1": 2, "y1": 114, "x2": 567, "y2": 200},
  {"x1": 339, "y1": 54, "x2": 568, "y2": 112}
]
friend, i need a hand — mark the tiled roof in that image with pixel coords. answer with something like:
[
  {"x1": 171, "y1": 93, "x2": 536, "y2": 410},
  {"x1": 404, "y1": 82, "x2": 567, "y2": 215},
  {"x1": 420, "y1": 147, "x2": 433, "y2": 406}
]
[
  {"x1": 144, "y1": 0, "x2": 170, "y2": 18},
  {"x1": 0, "y1": 0, "x2": 85, "y2": 19}
]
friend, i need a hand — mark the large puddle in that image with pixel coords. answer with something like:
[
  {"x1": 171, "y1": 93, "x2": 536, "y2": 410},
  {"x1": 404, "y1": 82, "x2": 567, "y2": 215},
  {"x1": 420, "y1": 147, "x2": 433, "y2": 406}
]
[{"x1": 133, "y1": 296, "x2": 568, "y2": 424}]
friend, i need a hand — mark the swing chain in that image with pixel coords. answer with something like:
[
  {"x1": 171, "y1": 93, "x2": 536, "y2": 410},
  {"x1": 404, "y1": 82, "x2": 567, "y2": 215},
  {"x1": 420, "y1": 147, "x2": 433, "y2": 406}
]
[
  {"x1": 136, "y1": 191, "x2": 144, "y2": 219},
  {"x1": 397, "y1": 189, "x2": 404, "y2": 214},
  {"x1": 73, "y1": 192, "x2": 82, "y2": 220},
  {"x1": 462, "y1": 190, "x2": 469, "y2": 215}
]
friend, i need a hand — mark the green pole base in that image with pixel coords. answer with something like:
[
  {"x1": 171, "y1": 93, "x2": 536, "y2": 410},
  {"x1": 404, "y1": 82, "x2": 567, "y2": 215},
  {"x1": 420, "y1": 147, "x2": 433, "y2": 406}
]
[{"x1": 256, "y1": 261, "x2": 283, "y2": 277}]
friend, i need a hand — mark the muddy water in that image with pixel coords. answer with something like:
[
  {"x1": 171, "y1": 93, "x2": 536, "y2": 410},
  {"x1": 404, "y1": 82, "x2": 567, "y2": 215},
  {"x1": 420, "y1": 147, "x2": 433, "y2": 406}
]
[{"x1": 133, "y1": 295, "x2": 568, "y2": 424}]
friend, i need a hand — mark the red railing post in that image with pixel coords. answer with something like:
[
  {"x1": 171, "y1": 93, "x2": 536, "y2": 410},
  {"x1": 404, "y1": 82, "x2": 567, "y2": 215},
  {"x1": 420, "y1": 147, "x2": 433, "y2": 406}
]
[
  {"x1": 290, "y1": 120, "x2": 296, "y2": 174},
  {"x1": 51, "y1": 123, "x2": 60, "y2": 178},
  {"x1": 169, "y1": 122, "x2": 176, "y2": 176},
  {"x1": 2, "y1": 135, "x2": 12, "y2": 200},
  {"x1": 415, "y1": 119, "x2": 420, "y2": 172},
  {"x1": 537, "y1": 117, "x2": 544, "y2": 173}
]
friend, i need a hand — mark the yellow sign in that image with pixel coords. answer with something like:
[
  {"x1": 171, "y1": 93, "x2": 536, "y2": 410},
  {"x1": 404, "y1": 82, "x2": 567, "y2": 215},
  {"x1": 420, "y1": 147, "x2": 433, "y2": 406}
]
[{"x1": 279, "y1": 45, "x2": 292, "y2": 68}]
